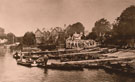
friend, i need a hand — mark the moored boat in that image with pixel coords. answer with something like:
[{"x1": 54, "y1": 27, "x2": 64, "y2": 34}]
[
  {"x1": 17, "y1": 58, "x2": 38, "y2": 67},
  {"x1": 17, "y1": 59, "x2": 31, "y2": 67},
  {"x1": 31, "y1": 61, "x2": 38, "y2": 67}
]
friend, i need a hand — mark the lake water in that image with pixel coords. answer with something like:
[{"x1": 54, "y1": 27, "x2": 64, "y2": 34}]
[{"x1": 0, "y1": 47, "x2": 135, "y2": 82}]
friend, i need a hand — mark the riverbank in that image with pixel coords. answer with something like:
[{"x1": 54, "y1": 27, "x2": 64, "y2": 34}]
[{"x1": 12, "y1": 46, "x2": 135, "y2": 74}]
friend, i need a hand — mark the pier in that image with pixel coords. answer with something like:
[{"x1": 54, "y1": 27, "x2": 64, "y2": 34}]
[
  {"x1": 13, "y1": 47, "x2": 135, "y2": 73},
  {"x1": 50, "y1": 49, "x2": 135, "y2": 73}
]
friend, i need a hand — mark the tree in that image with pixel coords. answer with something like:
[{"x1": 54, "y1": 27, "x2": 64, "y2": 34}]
[
  {"x1": 92, "y1": 18, "x2": 111, "y2": 37},
  {"x1": 111, "y1": 5, "x2": 135, "y2": 48},
  {"x1": 65, "y1": 22, "x2": 85, "y2": 37},
  {"x1": 23, "y1": 32, "x2": 36, "y2": 46},
  {"x1": 114, "y1": 5, "x2": 135, "y2": 39},
  {"x1": 0, "y1": 27, "x2": 6, "y2": 39},
  {"x1": 85, "y1": 32, "x2": 97, "y2": 40},
  {"x1": 16, "y1": 36, "x2": 23, "y2": 44},
  {"x1": 6, "y1": 33, "x2": 16, "y2": 44},
  {"x1": 92, "y1": 18, "x2": 111, "y2": 43}
]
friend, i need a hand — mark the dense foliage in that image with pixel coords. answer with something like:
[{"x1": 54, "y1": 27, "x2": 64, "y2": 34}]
[
  {"x1": 114, "y1": 5, "x2": 135, "y2": 39},
  {"x1": 6, "y1": 33, "x2": 16, "y2": 44},
  {"x1": 23, "y1": 32, "x2": 36, "y2": 46},
  {"x1": 65, "y1": 22, "x2": 85, "y2": 37},
  {"x1": 86, "y1": 18, "x2": 111, "y2": 44},
  {"x1": 92, "y1": 18, "x2": 111, "y2": 37}
]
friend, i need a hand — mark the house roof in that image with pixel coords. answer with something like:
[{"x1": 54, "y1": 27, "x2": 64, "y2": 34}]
[{"x1": 35, "y1": 29, "x2": 44, "y2": 37}]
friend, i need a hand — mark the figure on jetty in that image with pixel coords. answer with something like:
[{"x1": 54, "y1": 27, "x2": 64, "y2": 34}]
[{"x1": 44, "y1": 55, "x2": 48, "y2": 68}]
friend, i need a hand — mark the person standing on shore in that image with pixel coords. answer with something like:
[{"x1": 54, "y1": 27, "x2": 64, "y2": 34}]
[{"x1": 44, "y1": 55, "x2": 48, "y2": 68}]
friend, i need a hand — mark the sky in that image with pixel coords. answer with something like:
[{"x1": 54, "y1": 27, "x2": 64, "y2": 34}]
[{"x1": 0, "y1": 0, "x2": 135, "y2": 36}]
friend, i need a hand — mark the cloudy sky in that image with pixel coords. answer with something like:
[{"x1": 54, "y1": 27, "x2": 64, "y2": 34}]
[{"x1": 0, "y1": 0, "x2": 135, "y2": 36}]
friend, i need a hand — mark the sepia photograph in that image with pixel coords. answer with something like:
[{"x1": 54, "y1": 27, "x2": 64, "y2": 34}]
[{"x1": 0, "y1": 0, "x2": 135, "y2": 82}]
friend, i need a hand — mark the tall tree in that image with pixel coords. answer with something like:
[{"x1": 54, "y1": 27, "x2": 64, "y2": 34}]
[
  {"x1": 23, "y1": 32, "x2": 36, "y2": 46},
  {"x1": 114, "y1": 5, "x2": 135, "y2": 39},
  {"x1": 92, "y1": 18, "x2": 111, "y2": 37},
  {"x1": 92, "y1": 18, "x2": 111, "y2": 43},
  {"x1": 65, "y1": 22, "x2": 85, "y2": 37},
  {"x1": 86, "y1": 32, "x2": 97, "y2": 40},
  {"x1": 6, "y1": 33, "x2": 16, "y2": 44},
  {"x1": 111, "y1": 5, "x2": 135, "y2": 47},
  {"x1": 0, "y1": 27, "x2": 6, "y2": 39}
]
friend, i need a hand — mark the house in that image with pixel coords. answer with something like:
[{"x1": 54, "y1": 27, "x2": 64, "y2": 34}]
[
  {"x1": 72, "y1": 32, "x2": 83, "y2": 40},
  {"x1": 43, "y1": 31, "x2": 50, "y2": 41},
  {"x1": 50, "y1": 27, "x2": 62, "y2": 37},
  {"x1": 35, "y1": 27, "x2": 65, "y2": 47},
  {"x1": 66, "y1": 32, "x2": 97, "y2": 49},
  {"x1": 35, "y1": 29, "x2": 44, "y2": 44},
  {"x1": 57, "y1": 32, "x2": 66, "y2": 48},
  {"x1": 48, "y1": 27, "x2": 63, "y2": 44}
]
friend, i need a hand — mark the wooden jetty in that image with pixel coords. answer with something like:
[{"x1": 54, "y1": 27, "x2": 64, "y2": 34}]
[
  {"x1": 13, "y1": 49, "x2": 81, "y2": 59},
  {"x1": 59, "y1": 48, "x2": 118, "y2": 62},
  {"x1": 31, "y1": 49, "x2": 81, "y2": 54},
  {"x1": 31, "y1": 49, "x2": 81, "y2": 59},
  {"x1": 52, "y1": 56, "x2": 135, "y2": 67},
  {"x1": 50, "y1": 50, "x2": 135, "y2": 73},
  {"x1": 60, "y1": 51, "x2": 106, "y2": 62}
]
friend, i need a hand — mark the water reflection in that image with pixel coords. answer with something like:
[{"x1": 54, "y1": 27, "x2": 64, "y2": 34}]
[
  {"x1": 0, "y1": 47, "x2": 135, "y2": 82},
  {"x1": 44, "y1": 68, "x2": 48, "y2": 74}
]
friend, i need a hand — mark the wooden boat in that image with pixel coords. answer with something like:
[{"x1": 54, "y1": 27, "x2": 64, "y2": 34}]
[
  {"x1": 37, "y1": 64, "x2": 83, "y2": 70},
  {"x1": 13, "y1": 52, "x2": 21, "y2": 59},
  {"x1": 48, "y1": 63, "x2": 83, "y2": 70},
  {"x1": 103, "y1": 61, "x2": 135, "y2": 74},
  {"x1": 31, "y1": 61, "x2": 38, "y2": 67},
  {"x1": 17, "y1": 60, "x2": 31, "y2": 67},
  {"x1": 17, "y1": 59, "x2": 38, "y2": 67},
  {"x1": 13, "y1": 51, "x2": 31, "y2": 59}
]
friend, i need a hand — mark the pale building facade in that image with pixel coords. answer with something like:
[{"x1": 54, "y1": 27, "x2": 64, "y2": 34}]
[{"x1": 66, "y1": 32, "x2": 97, "y2": 49}]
